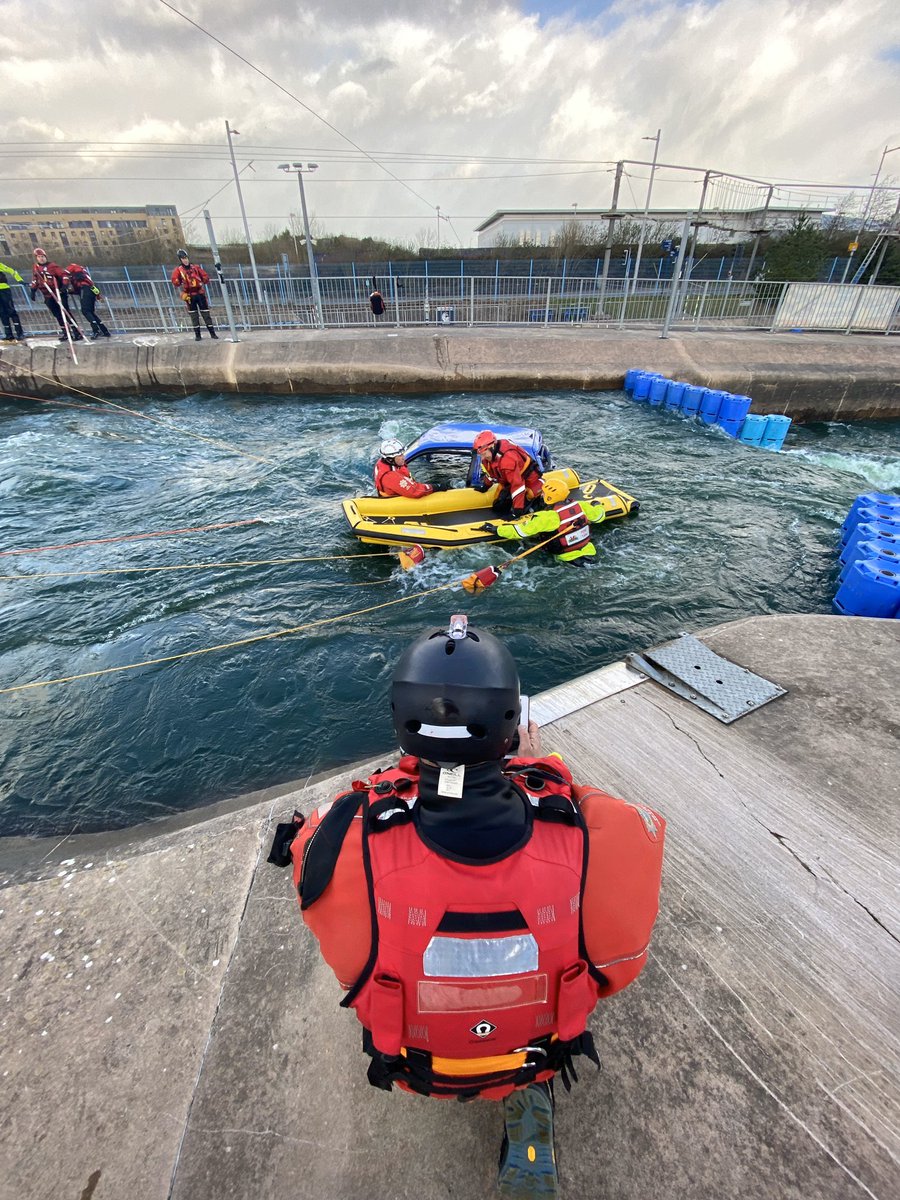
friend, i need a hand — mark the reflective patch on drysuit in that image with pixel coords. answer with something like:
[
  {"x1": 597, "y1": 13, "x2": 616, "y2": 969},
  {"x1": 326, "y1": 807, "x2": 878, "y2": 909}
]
[{"x1": 423, "y1": 933, "x2": 539, "y2": 977}]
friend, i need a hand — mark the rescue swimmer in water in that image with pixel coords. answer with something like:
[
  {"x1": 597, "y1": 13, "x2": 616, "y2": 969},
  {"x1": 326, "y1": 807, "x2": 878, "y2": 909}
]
[
  {"x1": 269, "y1": 614, "x2": 665, "y2": 1199},
  {"x1": 474, "y1": 428, "x2": 545, "y2": 516},
  {"x1": 374, "y1": 437, "x2": 447, "y2": 499},
  {"x1": 488, "y1": 476, "x2": 607, "y2": 563}
]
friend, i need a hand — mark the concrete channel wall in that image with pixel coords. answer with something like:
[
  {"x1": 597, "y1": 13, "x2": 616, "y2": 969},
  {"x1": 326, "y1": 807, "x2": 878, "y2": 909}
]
[
  {"x1": 1, "y1": 327, "x2": 898, "y2": 419},
  {"x1": 0, "y1": 614, "x2": 897, "y2": 1200}
]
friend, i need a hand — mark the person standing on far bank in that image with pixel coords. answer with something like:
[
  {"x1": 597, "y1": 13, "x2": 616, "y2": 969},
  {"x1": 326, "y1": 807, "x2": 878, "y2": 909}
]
[
  {"x1": 170, "y1": 249, "x2": 218, "y2": 341},
  {"x1": 30, "y1": 248, "x2": 83, "y2": 341},
  {"x1": 66, "y1": 263, "x2": 110, "y2": 339},
  {"x1": 369, "y1": 283, "x2": 385, "y2": 318},
  {"x1": 0, "y1": 260, "x2": 26, "y2": 342}
]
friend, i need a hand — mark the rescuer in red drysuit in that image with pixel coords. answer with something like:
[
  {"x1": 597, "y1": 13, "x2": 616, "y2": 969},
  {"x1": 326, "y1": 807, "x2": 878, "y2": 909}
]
[
  {"x1": 374, "y1": 437, "x2": 443, "y2": 499},
  {"x1": 66, "y1": 263, "x2": 110, "y2": 339},
  {"x1": 269, "y1": 614, "x2": 665, "y2": 1199},
  {"x1": 170, "y1": 249, "x2": 218, "y2": 341},
  {"x1": 30, "y1": 248, "x2": 83, "y2": 341},
  {"x1": 474, "y1": 428, "x2": 544, "y2": 516}
]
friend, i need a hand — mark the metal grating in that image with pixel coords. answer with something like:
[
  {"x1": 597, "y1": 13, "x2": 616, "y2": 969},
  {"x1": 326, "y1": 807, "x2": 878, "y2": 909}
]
[{"x1": 626, "y1": 633, "x2": 786, "y2": 724}]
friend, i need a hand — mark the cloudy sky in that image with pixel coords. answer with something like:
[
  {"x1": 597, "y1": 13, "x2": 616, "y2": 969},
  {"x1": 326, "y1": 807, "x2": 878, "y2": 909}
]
[{"x1": 3, "y1": 0, "x2": 899, "y2": 248}]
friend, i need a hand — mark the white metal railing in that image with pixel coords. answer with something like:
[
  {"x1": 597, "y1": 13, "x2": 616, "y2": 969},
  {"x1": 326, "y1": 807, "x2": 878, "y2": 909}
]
[{"x1": 7, "y1": 276, "x2": 898, "y2": 338}]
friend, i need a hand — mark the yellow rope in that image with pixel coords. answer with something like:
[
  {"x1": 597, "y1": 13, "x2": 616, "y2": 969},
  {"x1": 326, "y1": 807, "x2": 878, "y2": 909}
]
[
  {"x1": 0, "y1": 550, "x2": 394, "y2": 580},
  {"x1": 0, "y1": 579, "x2": 460, "y2": 694}
]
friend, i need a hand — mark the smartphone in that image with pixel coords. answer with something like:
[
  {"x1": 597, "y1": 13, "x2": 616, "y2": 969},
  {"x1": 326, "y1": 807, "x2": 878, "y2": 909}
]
[{"x1": 519, "y1": 694, "x2": 530, "y2": 728}]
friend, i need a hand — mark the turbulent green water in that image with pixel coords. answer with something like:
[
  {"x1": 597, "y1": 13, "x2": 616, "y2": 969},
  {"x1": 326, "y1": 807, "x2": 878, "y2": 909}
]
[{"x1": 1, "y1": 390, "x2": 898, "y2": 837}]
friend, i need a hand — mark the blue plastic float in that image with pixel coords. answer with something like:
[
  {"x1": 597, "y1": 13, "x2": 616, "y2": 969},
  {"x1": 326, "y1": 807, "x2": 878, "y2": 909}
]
[
  {"x1": 623, "y1": 370, "x2": 791, "y2": 451},
  {"x1": 648, "y1": 376, "x2": 668, "y2": 406},
  {"x1": 633, "y1": 372, "x2": 654, "y2": 400},
  {"x1": 760, "y1": 414, "x2": 792, "y2": 451},
  {"x1": 681, "y1": 384, "x2": 703, "y2": 417},
  {"x1": 842, "y1": 517, "x2": 900, "y2": 564},
  {"x1": 838, "y1": 541, "x2": 900, "y2": 584},
  {"x1": 833, "y1": 493, "x2": 900, "y2": 617},
  {"x1": 737, "y1": 413, "x2": 768, "y2": 446},
  {"x1": 664, "y1": 381, "x2": 685, "y2": 410},
  {"x1": 834, "y1": 560, "x2": 900, "y2": 618},
  {"x1": 698, "y1": 388, "x2": 724, "y2": 424},
  {"x1": 839, "y1": 527, "x2": 900, "y2": 567}
]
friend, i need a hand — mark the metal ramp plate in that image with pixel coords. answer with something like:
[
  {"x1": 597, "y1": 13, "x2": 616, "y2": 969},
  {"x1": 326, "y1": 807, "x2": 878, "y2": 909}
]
[{"x1": 626, "y1": 633, "x2": 786, "y2": 724}]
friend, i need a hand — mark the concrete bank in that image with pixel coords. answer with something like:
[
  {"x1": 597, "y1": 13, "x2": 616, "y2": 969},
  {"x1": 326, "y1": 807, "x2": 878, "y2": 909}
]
[
  {"x1": 0, "y1": 327, "x2": 898, "y2": 419},
  {"x1": 1, "y1": 613, "x2": 897, "y2": 1200}
]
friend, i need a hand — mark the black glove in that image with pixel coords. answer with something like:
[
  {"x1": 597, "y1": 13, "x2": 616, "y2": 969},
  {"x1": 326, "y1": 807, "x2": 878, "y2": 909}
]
[
  {"x1": 475, "y1": 522, "x2": 496, "y2": 532},
  {"x1": 431, "y1": 483, "x2": 449, "y2": 492},
  {"x1": 472, "y1": 481, "x2": 489, "y2": 493}
]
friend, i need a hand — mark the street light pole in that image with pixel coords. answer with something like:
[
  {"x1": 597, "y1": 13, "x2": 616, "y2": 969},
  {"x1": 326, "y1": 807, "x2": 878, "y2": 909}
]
[
  {"x1": 225, "y1": 121, "x2": 264, "y2": 304},
  {"x1": 841, "y1": 143, "x2": 900, "y2": 284},
  {"x1": 631, "y1": 129, "x2": 661, "y2": 293},
  {"x1": 436, "y1": 205, "x2": 441, "y2": 250},
  {"x1": 280, "y1": 162, "x2": 324, "y2": 328}
]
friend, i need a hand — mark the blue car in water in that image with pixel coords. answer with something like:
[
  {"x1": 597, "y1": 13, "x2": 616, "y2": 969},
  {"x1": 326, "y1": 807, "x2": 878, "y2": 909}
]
[
  {"x1": 342, "y1": 421, "x2": 636, "y2": 549},
  {"x1": 404, "y1": 421, "x2": 554, "y2": 488}
]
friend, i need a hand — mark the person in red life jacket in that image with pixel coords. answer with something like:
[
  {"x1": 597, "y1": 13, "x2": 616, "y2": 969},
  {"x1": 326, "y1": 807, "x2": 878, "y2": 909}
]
[
  {"x1": 374, "y1": 437, "x2": 445, "y2": 499},
  {"x1": 29, "y1": 248, "x2": 83, "y2": 341},
  {"x1": 473, "y1": 429, "x2": 544, "y2": 517},
  {"x1": 269, "y1": 614, "x2": 665, "y2": 1199},
  {"x1": 170, "y1": 249, "x2": 218, "y2": 341},
  {"x1": 490, "y1": 477, "x2": 607, "y2": 563},
  {"x1": 65, "y1": 263, "x2": 110, "y2": 339}
]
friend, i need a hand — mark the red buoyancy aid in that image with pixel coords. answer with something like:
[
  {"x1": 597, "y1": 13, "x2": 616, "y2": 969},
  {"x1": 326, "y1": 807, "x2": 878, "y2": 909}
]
[
  {"x1": 31, "y1": 261, "x2": 68, "y2": 298},
  {"x1": 373, "y1": 459, "x2": 433, "y2": 499},
  {"x1": 285, "y1": 755, "x2": 664, "y2": 1098},
  {"x1": 482, "y1": 440, "x2": 542, "y2": 511},
  {"x1": 547, "y1": 500, "x2": 591, "y2": 555},
  {"x1": 306, "y1": 758, "x2": 603, "y2": 1099},
  {"x1": 65, "y1": 264, "x2": 93, "y2": 292},
  {"x1": 170, "y1": 263, "x2": 208, "y2": 296}
]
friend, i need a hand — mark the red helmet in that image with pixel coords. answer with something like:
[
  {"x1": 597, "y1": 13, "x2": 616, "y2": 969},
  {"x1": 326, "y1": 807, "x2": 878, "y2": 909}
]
[
  {"x1": 33, "y1": 247, "x2": 47, "y2": 258},
  {"x1": 473, "y1": 429, "x2": 496, "y2": 453}
]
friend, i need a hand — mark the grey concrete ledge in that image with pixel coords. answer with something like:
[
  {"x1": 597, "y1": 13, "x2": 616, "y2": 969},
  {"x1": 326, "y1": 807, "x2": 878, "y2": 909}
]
[
  {"x1": 1, "y1": 327, "x2": 898, "y2": 419},
  {"x1": 0, "y1": 614, "x2": 898, "y2": 1200}
]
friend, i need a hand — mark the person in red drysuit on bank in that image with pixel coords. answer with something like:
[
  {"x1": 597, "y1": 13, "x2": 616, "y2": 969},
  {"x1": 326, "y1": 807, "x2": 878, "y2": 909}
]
[
  {"x1": 30, "y1": 248, "x2": 83, "y2": 341},
  {"x1": 474, "y1": 428, "x2": 544, "y2": 516},
  {"x1": 374, "y1": 438, "x2": 444, "y2": 499},
  {"x1": 170, "y1": 249, "x2": 217, "y2": 341},
  {"x1": 268, "y1": 614, "x2": 665, "y2": 1200}
]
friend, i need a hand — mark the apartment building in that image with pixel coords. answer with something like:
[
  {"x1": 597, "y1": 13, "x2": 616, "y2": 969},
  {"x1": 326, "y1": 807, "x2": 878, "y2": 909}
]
[{"x1": 0, "y1": 205, "x2": 184, "y2": 259}]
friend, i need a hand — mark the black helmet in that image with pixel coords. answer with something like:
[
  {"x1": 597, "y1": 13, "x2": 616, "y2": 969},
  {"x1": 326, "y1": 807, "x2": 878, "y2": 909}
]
[
  {"x1": 391, "y1": 615, "x2": 520, "y2": 765},
  {"x1": 177, "y1": 248, "x2": 189, "y2": 259}
]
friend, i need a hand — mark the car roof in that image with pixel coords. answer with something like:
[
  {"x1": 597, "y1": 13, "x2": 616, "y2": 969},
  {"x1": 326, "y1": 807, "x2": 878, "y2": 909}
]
[{"x1": 405, "y1": 421, "x2": 544, "y2": 458}]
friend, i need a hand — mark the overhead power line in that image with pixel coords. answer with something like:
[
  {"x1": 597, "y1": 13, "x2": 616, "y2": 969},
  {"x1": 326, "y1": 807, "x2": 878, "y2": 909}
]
[{"x1": 155, "y1": 0, "x2": 438, "y2": 215}]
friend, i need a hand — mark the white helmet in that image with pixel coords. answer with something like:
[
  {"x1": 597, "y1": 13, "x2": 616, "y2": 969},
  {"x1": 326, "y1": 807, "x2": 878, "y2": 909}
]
[{"x1": 381, "y1": 437, "x2": 404, "y2": 458}]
